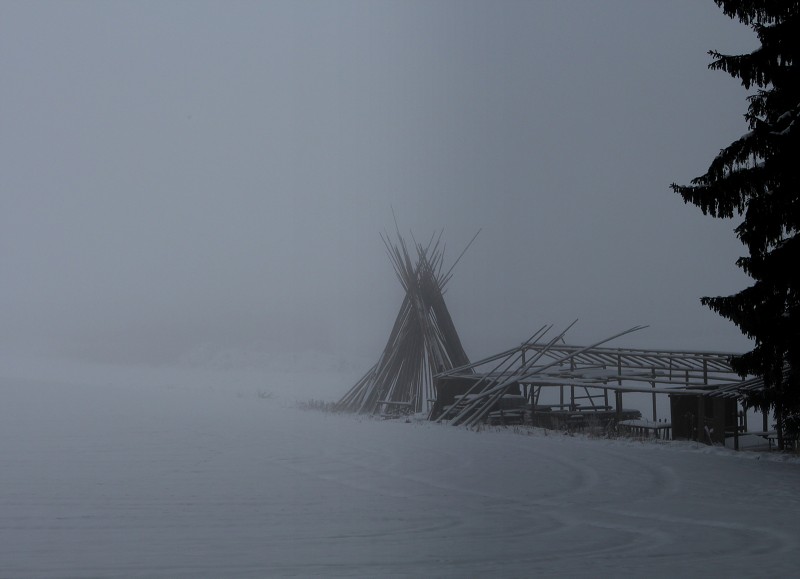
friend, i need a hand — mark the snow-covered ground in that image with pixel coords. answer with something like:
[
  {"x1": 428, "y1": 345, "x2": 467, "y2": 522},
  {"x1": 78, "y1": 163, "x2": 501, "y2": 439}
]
[{"x1": 1, "y1": 357, "x2": 799, "y2": 577}]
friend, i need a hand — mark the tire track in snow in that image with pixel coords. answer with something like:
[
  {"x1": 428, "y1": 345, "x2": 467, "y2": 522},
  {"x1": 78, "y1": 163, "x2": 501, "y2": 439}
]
[
  {"x1": 271, "y1": 422, "x2": 624, "y2": 550},
  {"x1": 267, "y1": 438, "x2": 474, "y2": 542},
  {"x1": 566, "y1": 444, "x2": 795, "y2": 560},
  {"x1": 430, "y1": 437, "x2": 685, "y2": 561},
  {"x1": 594, "y1": 505, "x2": 797, "y2": 558},
  {"x1": 256, "y1": 414, "x2": 798, "y2": 569},
  {"x1": 384, "y1": 432, "x2": 602, "y2": 505},
  {"x1": 283, "y1": 429, "x2": 575, "y2": 539},
  {"x1": 593, "y1": 446, "x2": 683, "y2": 501},
  {"x1": 513, "y1": 441, "x2": 790, "y2": 562}
]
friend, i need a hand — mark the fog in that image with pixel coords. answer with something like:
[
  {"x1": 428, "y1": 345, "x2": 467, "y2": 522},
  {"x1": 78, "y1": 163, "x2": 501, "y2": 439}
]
[
  {"x1": 6, "y1": 6, "x2": 800, "y2": 576},
  {"x1": 2, "y1": 1, "x2": 758, "y2": 370}
]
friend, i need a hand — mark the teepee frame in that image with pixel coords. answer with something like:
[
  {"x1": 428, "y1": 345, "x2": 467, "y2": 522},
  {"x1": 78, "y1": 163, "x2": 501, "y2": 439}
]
[{"x1": 335, "y1": 230, "x2": 476, "y2": 416}]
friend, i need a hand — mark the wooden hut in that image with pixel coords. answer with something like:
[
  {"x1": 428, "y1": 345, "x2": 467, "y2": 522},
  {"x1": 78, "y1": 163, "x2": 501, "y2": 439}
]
[{"x1": 669, "y1": 393, "x2": 738, "y2": 444}]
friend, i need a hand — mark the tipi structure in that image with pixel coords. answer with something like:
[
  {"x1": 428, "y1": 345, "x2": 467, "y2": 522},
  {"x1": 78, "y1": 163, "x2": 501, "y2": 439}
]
[{"x1": 335, "y1": 231, "x2": 475, "y2": 417}]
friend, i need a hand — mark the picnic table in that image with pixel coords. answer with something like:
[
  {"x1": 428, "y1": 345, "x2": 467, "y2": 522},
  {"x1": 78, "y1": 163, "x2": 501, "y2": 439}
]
[{"x1": 618, "y1": 419, "x2": 672, "y2": 440}]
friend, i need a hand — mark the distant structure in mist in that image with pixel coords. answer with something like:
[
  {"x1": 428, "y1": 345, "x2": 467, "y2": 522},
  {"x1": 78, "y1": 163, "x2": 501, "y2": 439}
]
[{"x1": 335, "y1": 231, "x2": 477, "y2": 416}]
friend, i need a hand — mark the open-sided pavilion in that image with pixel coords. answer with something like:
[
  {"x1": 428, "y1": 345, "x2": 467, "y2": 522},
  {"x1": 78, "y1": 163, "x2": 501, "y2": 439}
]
[{"x1": 433, "y1": 329, "x2": 769, "y2": 448}]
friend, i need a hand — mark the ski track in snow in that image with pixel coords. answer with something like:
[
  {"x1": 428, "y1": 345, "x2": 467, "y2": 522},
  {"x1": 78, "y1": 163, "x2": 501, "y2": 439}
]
[{"x1": 1, "y1": 374, "x2": 799, "y2": 578}]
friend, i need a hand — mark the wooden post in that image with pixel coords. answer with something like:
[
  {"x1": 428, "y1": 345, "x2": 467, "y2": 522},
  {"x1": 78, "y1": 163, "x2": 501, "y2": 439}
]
[
  {"x1": 651, "y1": 367, "x2": 657, "y2": 422},
  {"x1": 697, "y1": 396, "x2": 705, "y2": 442},
  {"x1": 616, "y1": 353, "x2": 625, "y2": 422},
  {"x1": 703, "y1": 358, "x2": 708, "y2": 386},
  {"x1": 700, "y1": 359, "x2": 708, "y2": 443},
  {"x1": 570, "y1": 358, "x2": 576, "y2": 410}
]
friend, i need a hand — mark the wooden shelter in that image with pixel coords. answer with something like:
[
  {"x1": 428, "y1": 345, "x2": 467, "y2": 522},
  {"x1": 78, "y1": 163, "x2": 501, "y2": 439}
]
[
  {"x1": 335, "y1": 231, "x2": 475, "y2": 417},
  {"x1": 433, "y1": 326, "x2": 768, "y2": 448},
  {"x1": 332, "y1": 230, "x2": 779, "y2": 448},
  {"x1": 432, "y1": 324, "x2": 649, "y2": 427}
]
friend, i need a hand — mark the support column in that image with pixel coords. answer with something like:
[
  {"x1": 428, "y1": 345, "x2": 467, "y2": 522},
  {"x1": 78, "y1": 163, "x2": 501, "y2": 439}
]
[
  {"x1": 651, "y1": 367, "x2": 657, "y2": 422},
  {"x1": 697, "y1": 395, "x2": 705, "y2": 442},
  {"x1": 570, "y1": 358, "x2": 576, "y2": 410}
]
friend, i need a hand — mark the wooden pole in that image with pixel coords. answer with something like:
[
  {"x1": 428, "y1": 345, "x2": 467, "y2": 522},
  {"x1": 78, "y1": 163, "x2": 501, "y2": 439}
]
[
  {"x1": 697, "y1": 395, "x2": 704, "y2": 442},
  {"x1": 651, "y1": 367, "x2": 657, "y2": 422},
  {"x1": 570, "y1": 358, "x2": 575, "y2": 410}
]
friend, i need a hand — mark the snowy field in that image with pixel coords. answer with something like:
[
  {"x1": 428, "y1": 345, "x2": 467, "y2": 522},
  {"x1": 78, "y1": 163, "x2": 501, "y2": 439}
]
[{"x1": 1, "y1": 357, "x2": 799, "y2": 578}]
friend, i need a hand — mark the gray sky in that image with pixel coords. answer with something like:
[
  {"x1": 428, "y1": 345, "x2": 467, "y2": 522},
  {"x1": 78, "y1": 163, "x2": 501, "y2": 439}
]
[{"x1": 1, "y1": 1, "x2": 758, "y2": 366}]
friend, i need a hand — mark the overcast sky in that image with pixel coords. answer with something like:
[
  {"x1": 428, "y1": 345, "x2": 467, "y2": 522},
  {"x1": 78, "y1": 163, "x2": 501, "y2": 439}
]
[{"x1": 1, "y1": 1, "x2": 759, "y2": 367}]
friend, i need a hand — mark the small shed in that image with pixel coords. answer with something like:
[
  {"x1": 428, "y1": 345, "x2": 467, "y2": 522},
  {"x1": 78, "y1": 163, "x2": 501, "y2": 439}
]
[{"x1": 669, "y1": 393, "x2": 738, "y2": 444}]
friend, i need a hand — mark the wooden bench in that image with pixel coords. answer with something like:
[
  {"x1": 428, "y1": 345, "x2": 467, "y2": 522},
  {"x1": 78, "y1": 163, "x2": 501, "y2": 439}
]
[
  {"x1": 488, "y1": 408, "x2": 526, "y2": 426},
  {"x1": 618, "y1": 419, "x2": 672, "y2": 440}
]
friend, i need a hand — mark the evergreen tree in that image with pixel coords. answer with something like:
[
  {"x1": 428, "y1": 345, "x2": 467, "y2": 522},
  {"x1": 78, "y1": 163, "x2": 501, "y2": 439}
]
[{"x1": 672, "y1": 1, "x2": 800, "y2": 447}]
